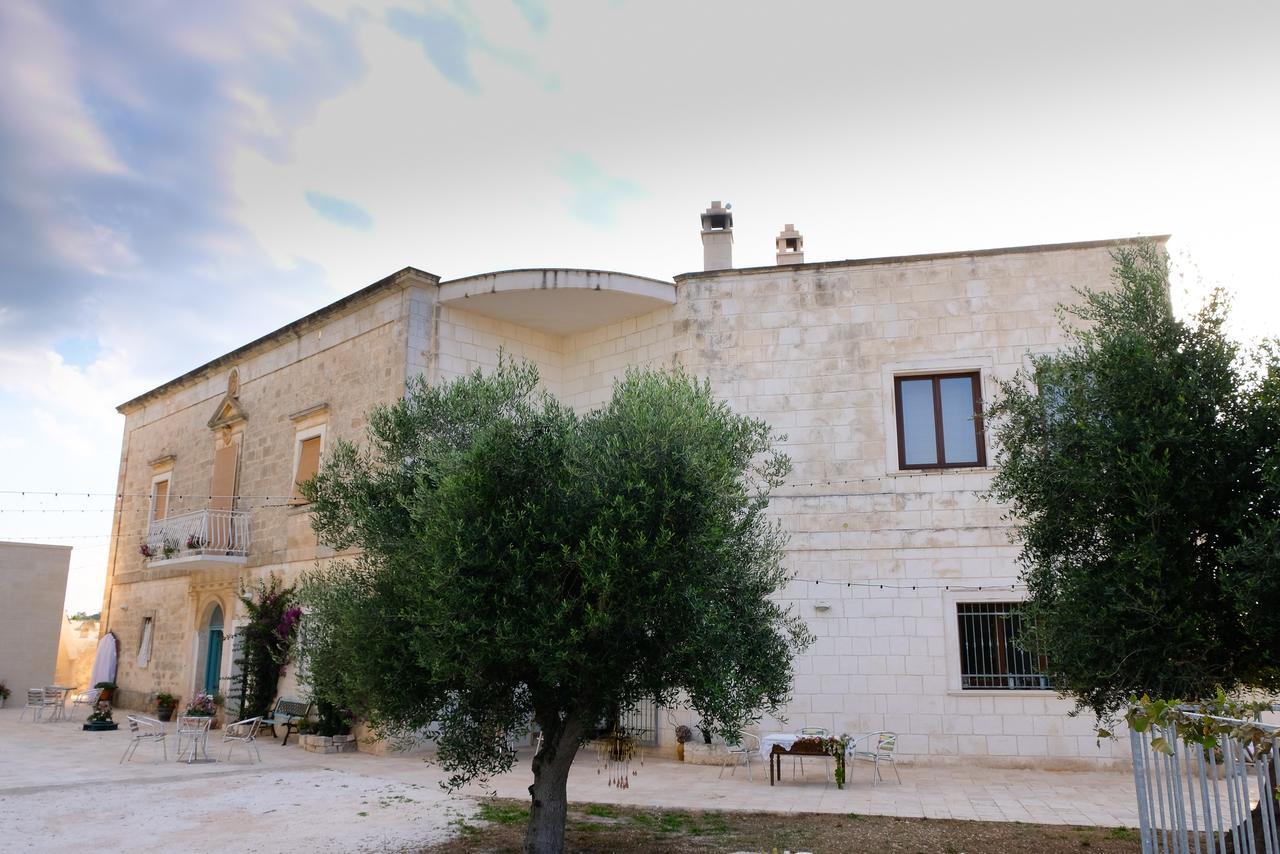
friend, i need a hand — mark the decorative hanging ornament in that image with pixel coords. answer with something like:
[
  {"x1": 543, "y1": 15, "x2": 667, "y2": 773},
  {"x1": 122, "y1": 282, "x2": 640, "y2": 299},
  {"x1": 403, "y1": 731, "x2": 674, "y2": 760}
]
[{"x1": 595, "y1": 724, "x2": 638, "y2": 789}]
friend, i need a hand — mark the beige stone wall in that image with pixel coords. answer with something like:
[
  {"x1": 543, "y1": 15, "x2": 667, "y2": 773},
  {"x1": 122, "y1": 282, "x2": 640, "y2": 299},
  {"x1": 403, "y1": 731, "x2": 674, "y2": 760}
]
[
  {"x1": 101, "y1": 240, "x2": 1147, "y2": 767},
  {"x1": 664, "y1": 244, "x2": 1129, "y2": 767},
  {"x1": 0, "y1": 542, "x2": 71, "y2": 702},
  {"x1": 103, "y1": 283, "x2": 415, "y2": 709},
  {"x1": 53, "y1": 617, "x2": 99, "y2": 691}
]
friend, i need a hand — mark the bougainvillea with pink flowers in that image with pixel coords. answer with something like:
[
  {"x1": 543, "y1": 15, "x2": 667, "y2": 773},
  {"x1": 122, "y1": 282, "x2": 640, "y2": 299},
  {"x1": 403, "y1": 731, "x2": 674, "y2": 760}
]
[{"x1": 231, "y1": 574, "x2": 301, "y2": 720}]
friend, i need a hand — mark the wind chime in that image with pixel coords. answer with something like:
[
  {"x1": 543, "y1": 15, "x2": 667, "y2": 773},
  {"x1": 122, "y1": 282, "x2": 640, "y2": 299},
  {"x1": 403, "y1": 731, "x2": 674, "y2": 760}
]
[{"x1": 596, "y1": 724, "x2": 638, "y2": 789}]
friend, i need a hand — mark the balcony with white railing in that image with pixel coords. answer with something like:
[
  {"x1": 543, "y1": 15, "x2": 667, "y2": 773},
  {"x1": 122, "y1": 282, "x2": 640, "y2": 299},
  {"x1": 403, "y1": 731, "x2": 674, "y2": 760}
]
[{"x1": 144, "y1": 508, "x2": 250, "y2": 573}]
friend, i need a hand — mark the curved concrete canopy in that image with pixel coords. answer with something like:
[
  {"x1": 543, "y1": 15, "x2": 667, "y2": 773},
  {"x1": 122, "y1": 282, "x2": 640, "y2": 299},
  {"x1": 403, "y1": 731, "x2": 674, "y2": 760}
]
[{"x1": 437, "y1": 268, "x2": 676, "y2": 336}]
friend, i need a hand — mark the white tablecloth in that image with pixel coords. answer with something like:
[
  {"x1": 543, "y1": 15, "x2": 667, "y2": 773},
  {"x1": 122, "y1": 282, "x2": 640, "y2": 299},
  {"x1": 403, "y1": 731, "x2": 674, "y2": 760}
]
[{"x1": 759, "y1": 732, "x2": 867, "y2": 758}]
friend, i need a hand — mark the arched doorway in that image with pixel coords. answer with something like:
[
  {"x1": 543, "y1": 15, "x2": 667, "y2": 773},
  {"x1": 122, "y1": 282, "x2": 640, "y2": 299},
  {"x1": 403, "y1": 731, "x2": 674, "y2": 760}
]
[{"x1": 201, "y1": 604, "x2": 224, "y2": 695}]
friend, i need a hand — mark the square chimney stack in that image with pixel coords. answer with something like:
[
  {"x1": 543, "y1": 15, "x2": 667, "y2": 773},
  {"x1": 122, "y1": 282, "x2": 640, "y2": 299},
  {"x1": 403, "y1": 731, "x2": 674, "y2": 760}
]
[
  {"x1": 700, "y1": 201, "x2": 733, "y2": 271},
  {"x1": 776, "y1": 224, "x2": 804, "y2": 265}
]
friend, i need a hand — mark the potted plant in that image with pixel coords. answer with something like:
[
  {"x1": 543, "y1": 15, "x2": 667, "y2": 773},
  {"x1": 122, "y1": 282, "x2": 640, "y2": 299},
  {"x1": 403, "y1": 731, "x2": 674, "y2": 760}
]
[
  {"x1": 138, "y1": 542, "x2": 156, "y2": 558},
  {"x1": 162, "y1": 537, "x2": 180, "y2": 559},
  {"x1": 184, "y1": 692, "x2": 217, "y2": 717},
  {"x1": 185, "y1": 534, "x2": 207, "y2": 551},
  {"x1": 154, "y1": 692, "x2": 179, "y2": 722},
  {"x1": 674, "y1": 724, "x2": 693, "y2": 761},
  {"x1": 0, "y1": 682, "x2": 10, "y2": 709},
  {"x1": 84, "y1": 701, "x2": 118, "y2": 731},
  {"x1": 95, "y1": 681, "x2": 117, "y2": 705}
]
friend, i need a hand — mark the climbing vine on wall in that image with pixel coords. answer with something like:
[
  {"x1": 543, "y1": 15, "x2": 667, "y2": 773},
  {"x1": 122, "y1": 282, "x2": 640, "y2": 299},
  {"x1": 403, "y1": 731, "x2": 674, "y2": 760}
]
[{"x1": 232, "y1": 574, "x2": 301, "y2": 720}]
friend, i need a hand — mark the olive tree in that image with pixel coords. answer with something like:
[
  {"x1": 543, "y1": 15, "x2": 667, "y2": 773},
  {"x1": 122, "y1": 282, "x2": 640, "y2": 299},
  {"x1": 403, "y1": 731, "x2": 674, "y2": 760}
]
[
  {"x1": 988, "y1": 240, "x2": 1280, "y2": 721},
  {"x1": 299, "y1": 360, "x2": 811, "y2": 853}
]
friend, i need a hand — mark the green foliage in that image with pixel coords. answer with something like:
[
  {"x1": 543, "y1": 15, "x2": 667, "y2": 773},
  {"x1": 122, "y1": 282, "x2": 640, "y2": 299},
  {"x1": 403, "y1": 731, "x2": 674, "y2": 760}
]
[
  {"x1": 231, "y1": 574, "x2": 301, "y2": 720},
  {"x1": 988, "y1": 241, "x2": 1280, "y2": 719},
  {"x1": 299, "y1": 358, "x2": 811, "y2": 793}
]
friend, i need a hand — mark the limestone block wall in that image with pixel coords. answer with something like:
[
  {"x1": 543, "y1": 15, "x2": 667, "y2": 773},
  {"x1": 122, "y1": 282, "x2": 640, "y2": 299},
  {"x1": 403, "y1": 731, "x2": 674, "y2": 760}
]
[
  {"x1": 435, "y1": 305, "x2": 567, "y2": 396},
  {"x1": 662, "y1": 243, "x2": 1134, "y2": 767},
  {"x1": 0, "y1": 542, "x2": 70, "y2": 702},
  {"x1": 104, "y1": 282, "x2": 416, "y2": 706}
]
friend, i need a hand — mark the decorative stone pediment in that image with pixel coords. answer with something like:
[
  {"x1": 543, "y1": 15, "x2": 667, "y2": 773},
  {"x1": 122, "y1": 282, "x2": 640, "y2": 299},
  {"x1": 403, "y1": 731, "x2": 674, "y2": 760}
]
[{"x1": 207, "y1": 369, "x2": 247, "y2": 430}]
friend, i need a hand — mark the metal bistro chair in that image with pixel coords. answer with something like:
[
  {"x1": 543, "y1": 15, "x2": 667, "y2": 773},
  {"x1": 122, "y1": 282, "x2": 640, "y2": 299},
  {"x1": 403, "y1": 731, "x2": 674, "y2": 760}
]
[
  {"x1": 19, "y1": 688, "x2": 49, "y2": 722},
  {"x1": 70, "y1": 687, "x2": 102, "y2": 721},
  {"x1": 43, "y1": 686, "x2": 69, "y2": 722},
  {"x1": 121, "y1": 715, "x2": 168, "y2": 763},
  {"x1": 851, "y1": 731, "x2": 901, "y2": 786},
  {"x1": 719, "y1": 732, "x2": 761, "y2": 781},
  {"x1": 222, "y1": 716, "x2": 264, "y2": 763},
  {"x1": 796, "y1": 726, "x2": 830, "y2": 781}
]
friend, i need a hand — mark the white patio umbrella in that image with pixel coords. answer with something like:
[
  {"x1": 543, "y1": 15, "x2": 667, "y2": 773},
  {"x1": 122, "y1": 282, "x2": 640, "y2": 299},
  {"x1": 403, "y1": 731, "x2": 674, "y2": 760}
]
[{"x1": 89, "y1": 632, "x2": 118, "y2": 687}]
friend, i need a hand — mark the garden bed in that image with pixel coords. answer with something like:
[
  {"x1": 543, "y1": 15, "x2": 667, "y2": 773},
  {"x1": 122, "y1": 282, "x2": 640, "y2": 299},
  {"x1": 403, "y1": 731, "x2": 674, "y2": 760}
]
[{"x1": 423, "y1": 799, "x2": 1143, "y2": 853}]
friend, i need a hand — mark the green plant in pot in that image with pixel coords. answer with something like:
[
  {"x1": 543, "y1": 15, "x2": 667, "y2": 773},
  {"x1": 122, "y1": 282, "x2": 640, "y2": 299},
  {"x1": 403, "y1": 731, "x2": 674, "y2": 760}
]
[
  {"x1": 84, "y1": 701, "x2": 118, "y2": 731},
  {"x1": 94, "y1": 681, "x2": 117, "y2": 705},
  {"x1": 154, "y1": 692, "x2": 179, "y2": 722}
]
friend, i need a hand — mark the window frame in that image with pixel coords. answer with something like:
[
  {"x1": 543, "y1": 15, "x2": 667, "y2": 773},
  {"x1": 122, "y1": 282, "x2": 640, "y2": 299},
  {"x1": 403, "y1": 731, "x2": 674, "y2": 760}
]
[
  {"x1": 137, "y1": 615, "x2": 155, "y2": 668},
  {"x1": 955, "y1": 601, "x2": 1051, "y2": 692},
  {"x1": 149, "y1": 473, "x2": 172, "y2": 523},
  {"x1": 893, "y1": 371, "x2": 987, "y2": 470},
  {"x1": 290, "y1": 424, "x2": 326, "y2": 504}
]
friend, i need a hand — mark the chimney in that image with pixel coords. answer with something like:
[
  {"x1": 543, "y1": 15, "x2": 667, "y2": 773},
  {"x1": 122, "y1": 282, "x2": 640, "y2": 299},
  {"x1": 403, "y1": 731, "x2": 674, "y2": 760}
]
[
  {"x1": 700, "y1": 201, "x2": 733, "y2": 271},
  {"x1": 775, "y1": 224, "x2": 804, "y2": 265}
]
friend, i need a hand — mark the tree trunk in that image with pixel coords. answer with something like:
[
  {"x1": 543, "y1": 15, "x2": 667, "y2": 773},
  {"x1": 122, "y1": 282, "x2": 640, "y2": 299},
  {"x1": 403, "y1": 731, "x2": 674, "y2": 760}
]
[{"x1": 524, "y1": 712, "x2": 584, "y2": 854}]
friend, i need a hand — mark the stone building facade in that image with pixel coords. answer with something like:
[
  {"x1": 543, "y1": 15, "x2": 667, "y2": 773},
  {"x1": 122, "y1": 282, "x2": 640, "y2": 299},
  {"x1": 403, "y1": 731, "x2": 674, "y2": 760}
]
[{"x1": 100, "y1": 207, "x2": 1161, "y2": 768}]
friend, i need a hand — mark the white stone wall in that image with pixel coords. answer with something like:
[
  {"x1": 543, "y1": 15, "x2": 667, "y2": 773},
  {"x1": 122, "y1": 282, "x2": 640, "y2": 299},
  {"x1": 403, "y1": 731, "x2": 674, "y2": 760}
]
[
  {"x1": 0, "y1": 542, "x2": 71, "y2": 702},
  {"x1": 104, "y1": 241, "x2": 1148, "y2": 767}
]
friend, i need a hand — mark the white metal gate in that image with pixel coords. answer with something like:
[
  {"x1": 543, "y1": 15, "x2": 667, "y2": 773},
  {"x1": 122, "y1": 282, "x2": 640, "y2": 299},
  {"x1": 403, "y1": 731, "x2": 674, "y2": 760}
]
[{"x1": 1130, "y1": 709, "x2": 1280, "y2": 854}]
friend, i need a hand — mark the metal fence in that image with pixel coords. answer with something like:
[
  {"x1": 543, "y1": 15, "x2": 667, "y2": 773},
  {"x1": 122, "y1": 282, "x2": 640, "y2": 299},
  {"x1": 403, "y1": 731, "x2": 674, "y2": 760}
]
[
  {"x1": 1130, "y1": 710, "x2": 1280, "y2": 854},
  {"x1": 146, "y1": 508, "x2": 251, "y2": 557},
  {"x1": 618, "y1": 698, "x2": 660, "y2": 747}
]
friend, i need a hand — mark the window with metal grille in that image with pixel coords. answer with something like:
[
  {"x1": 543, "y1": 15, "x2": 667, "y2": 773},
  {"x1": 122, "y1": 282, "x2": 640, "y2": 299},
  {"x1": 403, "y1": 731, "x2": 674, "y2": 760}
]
[{"x1": 957, "y1": 602, "x2": 1050, "y2": 690}]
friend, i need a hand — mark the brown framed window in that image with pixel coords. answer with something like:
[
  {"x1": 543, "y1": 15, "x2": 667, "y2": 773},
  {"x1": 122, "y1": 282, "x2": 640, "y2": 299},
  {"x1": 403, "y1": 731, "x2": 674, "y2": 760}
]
[
  {"x1": 292, "y1": 435, "x2": 322, "y2": 502},
  {"x1": 894, "y1": 371, "x2": 986, "y2": 469},
  {"x1": 151, "y1": 478, "x2": 170, "y2": 522},
  {"x1": 957, "y1": 602, "x2": 1050, "y2": 690}
]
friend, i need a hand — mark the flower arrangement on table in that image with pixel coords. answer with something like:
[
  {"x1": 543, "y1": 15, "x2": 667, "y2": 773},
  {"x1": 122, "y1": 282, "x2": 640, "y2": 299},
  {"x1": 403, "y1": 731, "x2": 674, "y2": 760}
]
[
  {"x1": 822, "y1": 734, "x2": 855, "y2": 789},
  {"x1": 185, "y1": 692, "x2": 218, "y2": 717}
]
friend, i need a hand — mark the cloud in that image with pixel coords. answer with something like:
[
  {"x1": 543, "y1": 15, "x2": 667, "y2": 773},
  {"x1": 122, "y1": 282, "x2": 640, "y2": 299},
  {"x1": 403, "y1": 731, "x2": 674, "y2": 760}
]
[
  {"x1": 512, "y1": 0, "x2": 550, "y2": 34},
  {"x1": 305, "y1": 191, "x2": 375, "y2": 230},
  {"x1": 387, "y1": 7, "x2": 478, "y2": 92},
  {"x1": 0, "y1": 2, "x2": 366, "y2": 352},
  {"x1": 559, "y1": 152, "x2": 642, "y2": 227}
]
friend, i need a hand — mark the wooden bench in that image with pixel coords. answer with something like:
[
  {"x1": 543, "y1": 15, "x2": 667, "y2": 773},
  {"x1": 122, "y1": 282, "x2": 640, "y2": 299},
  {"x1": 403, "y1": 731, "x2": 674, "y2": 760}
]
[{"x1": 262, "y1": 698, "x2": 312, "y2": 746}]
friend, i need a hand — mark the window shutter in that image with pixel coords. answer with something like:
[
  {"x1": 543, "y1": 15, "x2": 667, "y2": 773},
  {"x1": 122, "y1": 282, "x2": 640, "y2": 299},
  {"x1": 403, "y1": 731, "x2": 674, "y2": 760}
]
[
  {"x1": 152, "y1": 480, "x2": 169, "y2": 521},
  {"x1": 293, "y1": 436, "x2": 322, "y2": 501}
]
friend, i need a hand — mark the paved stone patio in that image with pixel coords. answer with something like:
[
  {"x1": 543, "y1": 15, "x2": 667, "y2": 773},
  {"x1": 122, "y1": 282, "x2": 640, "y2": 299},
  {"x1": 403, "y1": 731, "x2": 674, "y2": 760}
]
[{"x1": 0, "y1": 706, "x2": 1139, "y2": 851}]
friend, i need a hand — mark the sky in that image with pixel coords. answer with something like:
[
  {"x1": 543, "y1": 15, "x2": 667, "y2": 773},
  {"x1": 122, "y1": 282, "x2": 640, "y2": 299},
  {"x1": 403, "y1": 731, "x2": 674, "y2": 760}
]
[{"x1": 0, "y1": 1, "x2": 1277, "y2": 614}]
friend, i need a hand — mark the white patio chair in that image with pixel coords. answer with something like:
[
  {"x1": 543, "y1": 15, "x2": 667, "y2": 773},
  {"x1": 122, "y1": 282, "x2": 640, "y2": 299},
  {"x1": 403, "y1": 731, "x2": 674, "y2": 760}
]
[
  {"x1": 719, "y1": 732, "x2": 760, "y2": 781},
  {"x1": 19, "y1": 688, "x2": 48, "y2": 722},
  {"x1": 70, "y1": 688, "x2": 101, "y2": 721},
  {"x1": 43, "y1": 686, "x2": 69, "y2": 722},
  {"x1": 796, "y1": 726, "x2": 830, "y2": 781},
  {"x1": 850, "y1": 731, "x2": 901, "y2": 786},
  {"x1": 222, "y1": 716, "x2": 263, "y2": 763},
  {"x1": 121, "y1": 715, "x2": 167, "y2": 763},
  {"x1": 175, "y1": 715, "x2": 214, "y2": 764}
]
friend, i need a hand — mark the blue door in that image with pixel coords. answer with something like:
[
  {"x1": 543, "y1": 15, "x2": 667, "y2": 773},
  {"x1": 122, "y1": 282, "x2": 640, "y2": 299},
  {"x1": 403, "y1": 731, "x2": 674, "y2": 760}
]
[
  {"x1": 203, "y1": 604, "x2": 224, "y2": 695},
  {"x1": 203, "y1": 629, "x2": 223, "y2": 694}
]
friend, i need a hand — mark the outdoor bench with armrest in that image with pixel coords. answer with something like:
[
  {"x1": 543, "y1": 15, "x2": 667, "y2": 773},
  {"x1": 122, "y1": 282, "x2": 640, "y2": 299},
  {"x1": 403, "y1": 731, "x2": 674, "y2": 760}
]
[{"x1": 262, "y1": 698, "x2": 312, "y2": 746}]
